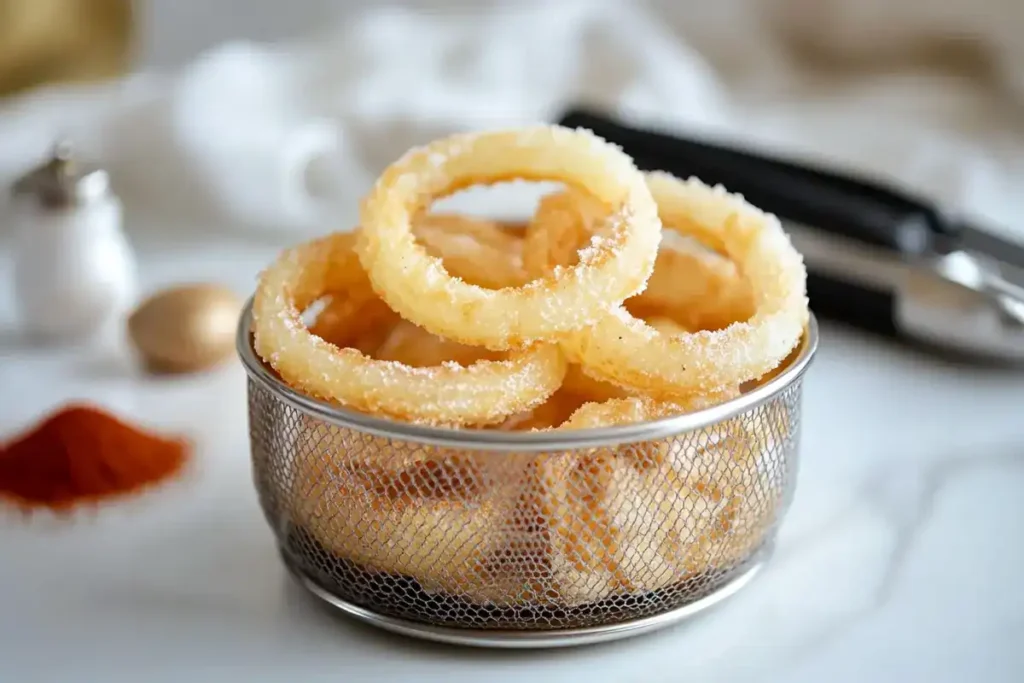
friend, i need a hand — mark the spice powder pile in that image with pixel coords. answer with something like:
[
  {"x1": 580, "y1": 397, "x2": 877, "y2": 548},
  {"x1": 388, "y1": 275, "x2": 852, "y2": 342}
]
[{"x1": 0, "y1": 404, "x2": 191, "y2": 514}]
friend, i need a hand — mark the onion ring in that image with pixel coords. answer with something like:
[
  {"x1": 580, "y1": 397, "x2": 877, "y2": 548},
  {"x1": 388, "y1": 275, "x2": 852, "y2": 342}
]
[
  {"x1": 527, "y1": 391, "x2": 750, "y2": 601},
  {"x1": 521, "y1": 189, "x2": 606, "y2": 280},
  {"x1": 291, "y1": 443, "x2": 523, "y2": 598},
  {"x1": 629, "y1": 242, "x2": 755, "y2": 332},
  {"x1": 374, "y1": 319, "x2": 502, "y2": 368},
  {"x1": 307, "y1": 292, "x2": 400, "y2": 351},
  {"x1": 298, "y1": 230, "x2": 399, "y2": 349},
  {"x1": 558, "y1": 393, "x2": 735, "y2": 431},
  {"x1": 413, "y1": 213, "x2": 528, "y2": 289},
  {"x1": 525, "y1": 187, "x2": 755, "y2": 332},
  {"x1": 311, "y1": 214, "x2": 525, "y2": 342},
  {"x1": 310, "y1": 213, "x2": 523, "y2": 336},
  {"x1": 416, "y1": 213, "x2": 524, "y2": 252},
  {"x1": 558, "y1": 315, "x2": 691, "y2": 402},
  {"x1": 560, "y1": 364, "x2": 632, "y2": 403},
  {"x1": 356, "y1": 126, "x2": 662, "y2": 350},
  {"x1": 557, "y1": 173, "x2": 807, "y2": 397},
  {"x1": 253, "y1": 231, "x2": 566, "y2": 425},
  {"x1": 495, "y1": 388, "x2": 589, "y2": 431}
]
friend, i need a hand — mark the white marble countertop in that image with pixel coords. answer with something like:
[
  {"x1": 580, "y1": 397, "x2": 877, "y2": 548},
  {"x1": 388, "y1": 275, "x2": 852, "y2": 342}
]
[{"x1": 1, "y1": 231, "x2": 1023, "y2": 683}]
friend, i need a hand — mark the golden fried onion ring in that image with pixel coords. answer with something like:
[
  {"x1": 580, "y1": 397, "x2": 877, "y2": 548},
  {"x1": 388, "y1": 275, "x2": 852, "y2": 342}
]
[
  {"x1": 356, "y1": 126, "x2": 662, "y2": 350},
  {"x1": 253, "y1": 231, "x2": 566, "y2": 425},
  {"x1": 307, "y1": 291, "x2": 400, "y2": 351},
  {"x1": 558, "y1": 316, "x2": 689, "y2": 403},
  {"x1": 559, "y1": 392, "x2": 738, "y2": 431},
  {"x1": 525, "y1": 186, "x2": 755, "y2": 333},
  {"x1": 628, "y1": 242, "x2": 755, "y2": 332},
  {"x1": 374, "y1": 319, "x2": 502, "y2": 368},
  {"x1": 416, "y1": 213, "x2": 523, "y2": 252},
  {"x1": 560, "y1": 173, "x2": 808, "y2": 396},
  {"x1": 413, "y1": 213, "x2": 528, "y2": 289},
  {"x1": 521, "y1": 188, "x2": 605, "y2": 280},
  {"x1": 310, "y1": 214, "x2": 524, "y2": 345}
]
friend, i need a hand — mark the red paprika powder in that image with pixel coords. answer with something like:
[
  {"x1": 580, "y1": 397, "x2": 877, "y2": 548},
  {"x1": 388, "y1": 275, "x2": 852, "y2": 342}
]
[{"x1": 0, "y1": 404, "x2": 191, "y2": 513}]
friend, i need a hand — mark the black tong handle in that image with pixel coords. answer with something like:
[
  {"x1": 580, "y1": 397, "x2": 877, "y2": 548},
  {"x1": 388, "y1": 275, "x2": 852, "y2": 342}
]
[{"x1": 557, "y1": 107, "x2": 954, "y2": 256}]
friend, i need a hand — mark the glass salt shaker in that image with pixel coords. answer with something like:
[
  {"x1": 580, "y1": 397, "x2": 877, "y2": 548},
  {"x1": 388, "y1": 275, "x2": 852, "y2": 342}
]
[{"x1": 10, "y1": 143, "x2": 137, "y2": 342}]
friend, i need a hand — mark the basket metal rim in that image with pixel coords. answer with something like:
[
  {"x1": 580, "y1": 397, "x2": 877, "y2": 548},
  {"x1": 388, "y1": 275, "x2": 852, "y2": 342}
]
[{"x1": 236, "y1": 298, "x2": 818, "y2": 451}]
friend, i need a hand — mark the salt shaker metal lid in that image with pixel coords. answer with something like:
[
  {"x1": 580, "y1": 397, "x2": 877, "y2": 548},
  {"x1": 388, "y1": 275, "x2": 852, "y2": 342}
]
[{"x1": 11, "y1": 142, "x2": 111, "y2": 210}]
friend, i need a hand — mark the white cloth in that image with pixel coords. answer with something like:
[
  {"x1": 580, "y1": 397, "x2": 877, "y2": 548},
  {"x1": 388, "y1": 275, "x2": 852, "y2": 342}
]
[{"x1": 1, "y1": 0, "x2": 1023, "y2": 242}]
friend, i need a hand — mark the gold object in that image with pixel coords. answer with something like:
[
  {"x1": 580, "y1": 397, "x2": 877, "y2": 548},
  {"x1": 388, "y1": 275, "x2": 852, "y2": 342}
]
[
  {"x1": 128, "y1": 284, "x2": 243, "y2": 374},
  {"x1": 0, "y1": 0, "x2": 134, "y2": 98}
]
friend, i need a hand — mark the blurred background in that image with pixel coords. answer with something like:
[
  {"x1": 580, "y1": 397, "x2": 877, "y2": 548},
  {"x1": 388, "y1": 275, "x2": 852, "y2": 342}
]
[
  {"x1": 5, "y1": 0, "x2": 1024, "y2": 82},
  {"x1": 2, "y1": 0, "x2": 1023, "y2": 247},
  {"x1": 0, "y1": 0, "x2": 1021, "y2": 236}
]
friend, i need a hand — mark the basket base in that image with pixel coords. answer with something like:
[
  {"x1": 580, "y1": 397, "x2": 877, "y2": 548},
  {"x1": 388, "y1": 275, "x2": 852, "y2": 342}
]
[{"x1": 281, "y1": 548, "x2": 765, "y2": 649}]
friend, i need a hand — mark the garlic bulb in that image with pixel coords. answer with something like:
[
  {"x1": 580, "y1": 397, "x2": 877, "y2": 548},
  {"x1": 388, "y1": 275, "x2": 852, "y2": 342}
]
[{"x1": 127, "y1": 283, "x2": 242, "y2": 374}]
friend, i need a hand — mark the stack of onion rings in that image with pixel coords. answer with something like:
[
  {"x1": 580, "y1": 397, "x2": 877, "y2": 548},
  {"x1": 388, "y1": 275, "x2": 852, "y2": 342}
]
[
  {"x1": 251, "y1": 124, "x2": 808, "y2": 607},
  {"x1": 253, "y1": 125, "x2": 808, "y2": 427}
]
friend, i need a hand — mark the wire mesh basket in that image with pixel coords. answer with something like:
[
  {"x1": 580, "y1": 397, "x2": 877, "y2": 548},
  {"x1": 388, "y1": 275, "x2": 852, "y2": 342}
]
[{"x1": 237, "y1": 303, "x2": 818, "y2": 648}]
